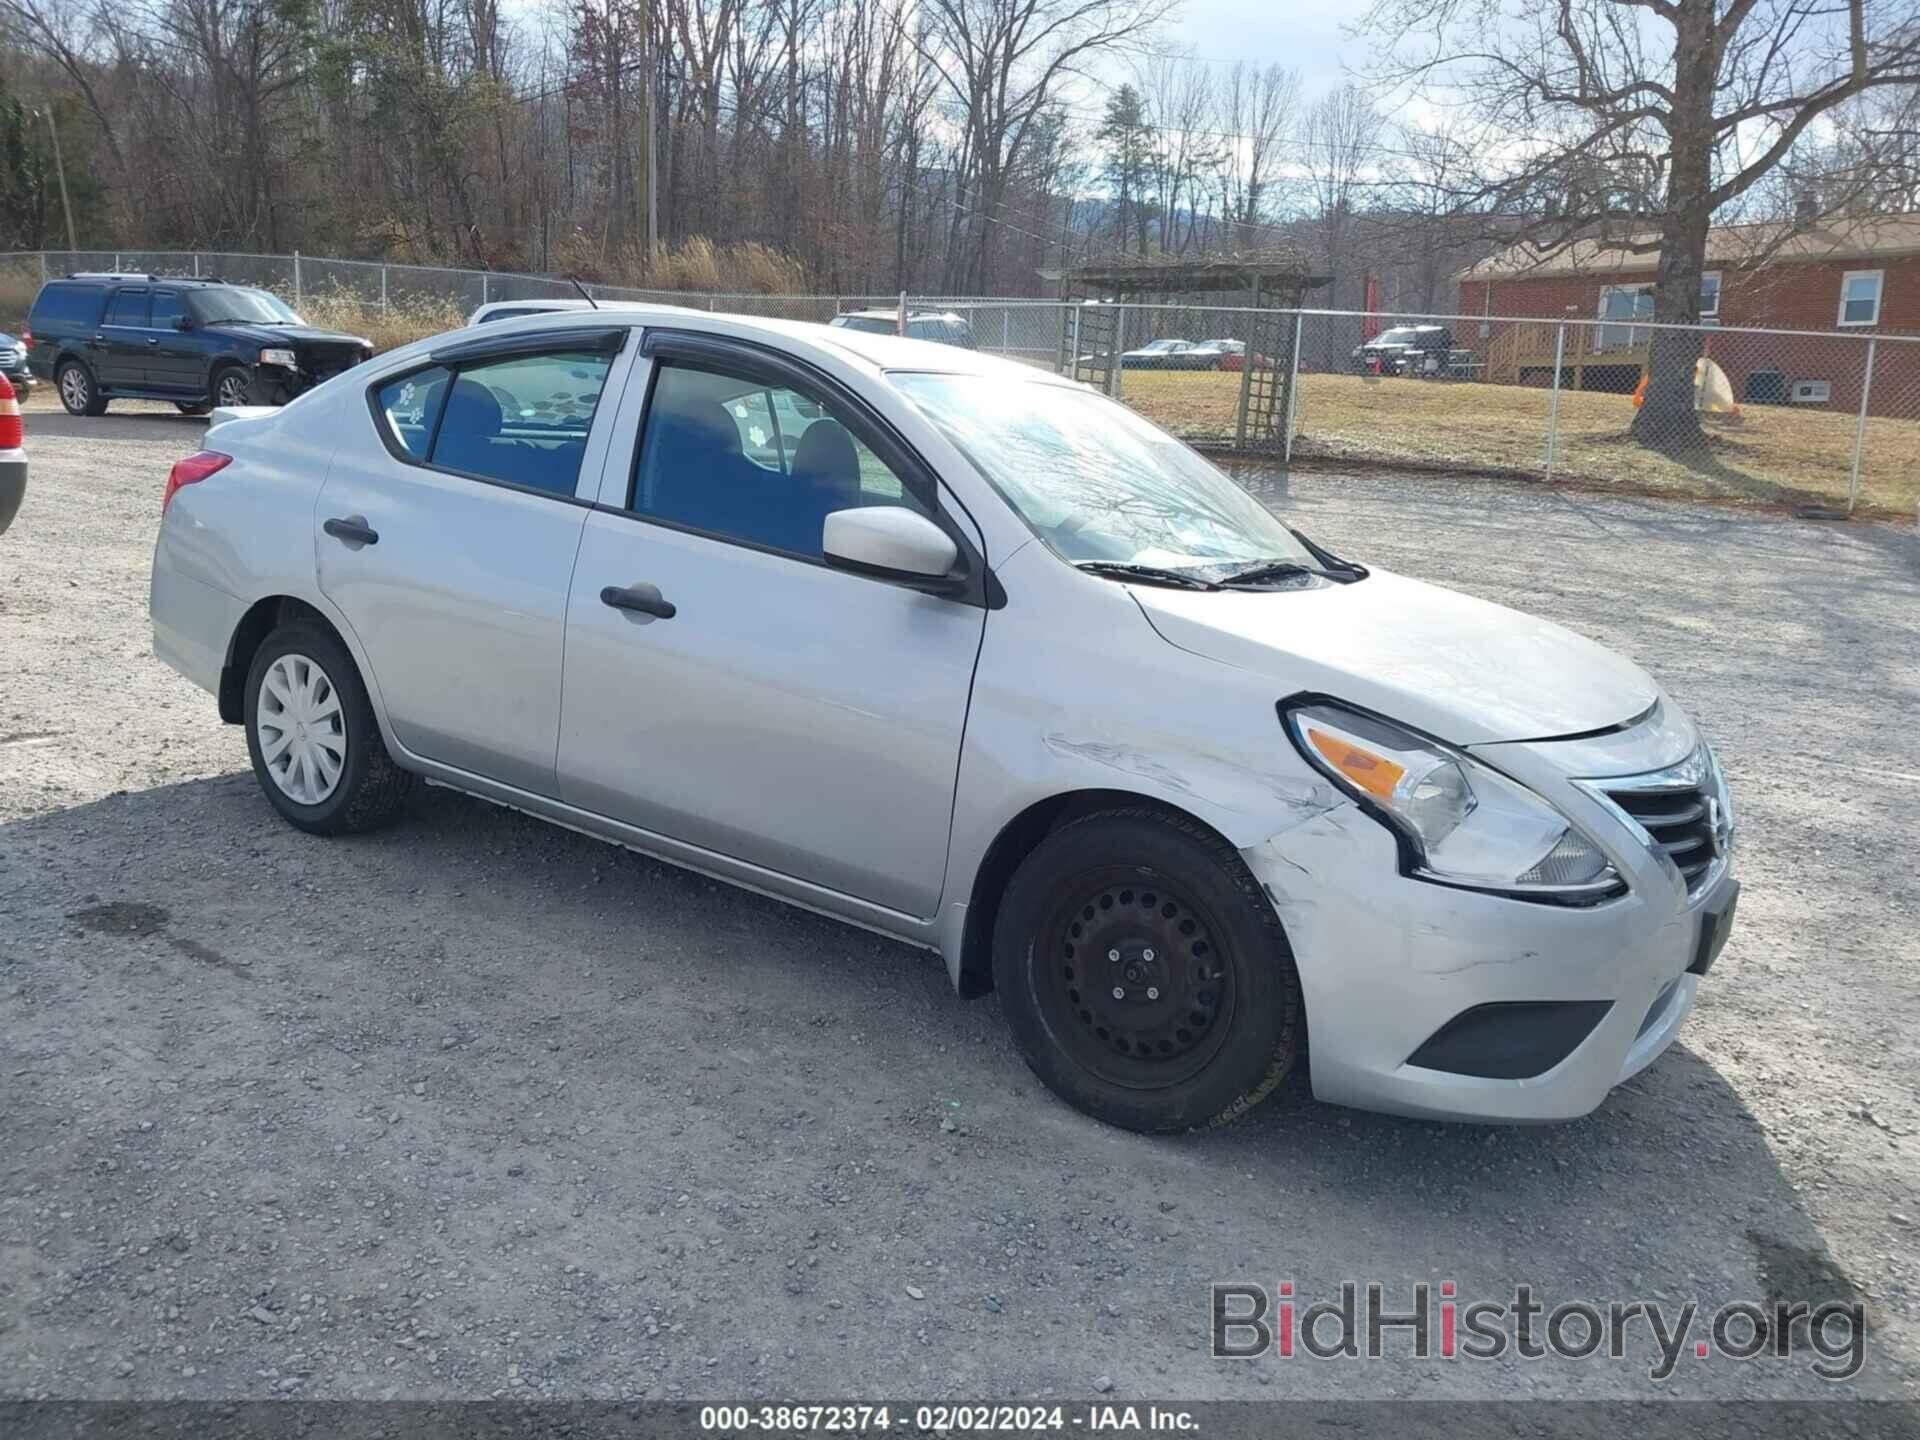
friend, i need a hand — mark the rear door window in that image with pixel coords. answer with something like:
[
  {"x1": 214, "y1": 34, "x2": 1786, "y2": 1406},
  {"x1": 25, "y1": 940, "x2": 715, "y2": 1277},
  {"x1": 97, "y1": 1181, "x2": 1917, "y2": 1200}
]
[
  {"x1": 105, "y1": 289, "x2": 151, "y2": 327},
  {"x1": 374, "y1": 349, "x2": 613, "y2": 495},
  {"x1": 374, "y1": 367, "x2": 451, "y2": 459}
]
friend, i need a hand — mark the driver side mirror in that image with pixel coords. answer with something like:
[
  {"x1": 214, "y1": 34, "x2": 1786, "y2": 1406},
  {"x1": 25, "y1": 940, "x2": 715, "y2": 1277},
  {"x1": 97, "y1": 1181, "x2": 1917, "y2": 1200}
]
[
  {"x1": 173, "y1": 315, "x2": 193, "y2": 331},
  {"x1": 822, "y1": 507, "x2": 962, "y2": 592}
]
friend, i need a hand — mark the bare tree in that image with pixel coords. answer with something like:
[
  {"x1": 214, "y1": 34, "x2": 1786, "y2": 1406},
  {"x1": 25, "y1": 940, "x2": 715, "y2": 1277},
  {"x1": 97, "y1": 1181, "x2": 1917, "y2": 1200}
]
[
  {"x1": 1301, "y1": 82, "x2": 1383, "y2": 306},
  {"x1": 1359, "y1": 0, "x2": 1920, "y2": 455},
  {"x1": 911, "y1": 0, "x2": 1174, "y2": 291},
  {"x1": 1217, "y1": 60, "x2": 1298, "y2": 229}
]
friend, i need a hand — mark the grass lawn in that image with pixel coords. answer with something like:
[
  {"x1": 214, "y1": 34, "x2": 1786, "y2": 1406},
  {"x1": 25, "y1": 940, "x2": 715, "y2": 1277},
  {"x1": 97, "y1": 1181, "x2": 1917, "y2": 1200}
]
[{"x1": 1121, "y1": 369, "x2": 1919, "y2": 518}]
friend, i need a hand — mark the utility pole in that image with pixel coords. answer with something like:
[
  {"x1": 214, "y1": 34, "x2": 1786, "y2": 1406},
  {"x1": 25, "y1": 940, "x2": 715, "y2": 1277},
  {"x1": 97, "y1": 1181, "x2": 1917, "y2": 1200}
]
[
  {"x1": 43, "y1": 107, "x2": 76, "y2": 251},
  {"x1": 642, "y1": 2, "x2": 657, "y2": 258}
]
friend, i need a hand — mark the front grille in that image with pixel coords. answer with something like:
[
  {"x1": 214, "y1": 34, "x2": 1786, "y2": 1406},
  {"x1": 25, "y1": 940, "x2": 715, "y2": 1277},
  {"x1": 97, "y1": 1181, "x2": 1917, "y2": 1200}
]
[
  {"x1": 1604, "y1": 772, "x2": 1719, "y2": 893},
  {"x1": 301, "y1": 343, "x2": 365, "y2": 375}
]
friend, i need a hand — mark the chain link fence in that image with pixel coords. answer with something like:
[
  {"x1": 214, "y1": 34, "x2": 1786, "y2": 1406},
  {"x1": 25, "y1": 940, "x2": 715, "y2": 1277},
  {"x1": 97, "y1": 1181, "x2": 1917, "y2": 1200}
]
[{"x1": 2, "y1": 249, "x2": 1913, "y2": 516}]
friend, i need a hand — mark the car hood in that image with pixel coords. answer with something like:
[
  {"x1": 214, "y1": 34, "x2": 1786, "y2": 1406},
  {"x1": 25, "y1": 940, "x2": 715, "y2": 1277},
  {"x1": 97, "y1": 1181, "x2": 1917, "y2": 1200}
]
[
  {"x1": 1131, "y1": 568, "x2": 1658, "y2": 745},
  {"x1": 206, "y1": 322, "x2": 369, "y2": 348}
]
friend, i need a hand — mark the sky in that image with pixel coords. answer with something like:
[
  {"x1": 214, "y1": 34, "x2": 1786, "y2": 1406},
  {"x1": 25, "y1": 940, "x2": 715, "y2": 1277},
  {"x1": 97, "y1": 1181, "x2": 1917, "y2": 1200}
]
[{"x1": 1159, "y1": 2, "x2": 1358, "y2": 98}]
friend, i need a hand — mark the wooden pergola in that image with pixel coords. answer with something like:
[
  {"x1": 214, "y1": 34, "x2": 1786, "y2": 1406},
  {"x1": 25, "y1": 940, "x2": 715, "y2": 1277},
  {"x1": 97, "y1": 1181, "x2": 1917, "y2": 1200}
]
[{"x1": 1053, "y1": 250, "x2": 1331, "y2": 454}]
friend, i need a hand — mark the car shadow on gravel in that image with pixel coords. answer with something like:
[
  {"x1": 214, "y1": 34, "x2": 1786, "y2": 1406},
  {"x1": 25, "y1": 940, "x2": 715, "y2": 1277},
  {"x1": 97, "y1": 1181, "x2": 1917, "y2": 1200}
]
[
  {"x1": 0, "y1": 773, "x2": 1880, "y2": 1398},
  {"x1": 24, "y1": 409, "x2": 208, "y2": 441}
]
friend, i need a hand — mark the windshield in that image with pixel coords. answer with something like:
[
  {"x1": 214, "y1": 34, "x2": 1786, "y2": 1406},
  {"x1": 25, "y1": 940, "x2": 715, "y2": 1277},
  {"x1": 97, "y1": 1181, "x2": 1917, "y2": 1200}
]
[
  {"x1": 1372, "y1": 327, "x2": 1429, "y2": 346},
  {"x1": 188, "y1": 287, "x2": 304, "y2": 326},
  {"x1": 1137, "y1": 339, "x2": 1186, "y2": 352},
  {"x1": 893, "y1": 373, "x2": 1315, "y2": 576}
]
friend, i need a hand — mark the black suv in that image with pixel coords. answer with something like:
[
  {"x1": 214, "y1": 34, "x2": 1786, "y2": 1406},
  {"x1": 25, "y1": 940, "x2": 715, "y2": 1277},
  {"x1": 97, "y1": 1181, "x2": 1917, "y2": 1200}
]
[
  {"x1": 1350, "y1": 324, "x2": 1467, "y2": 377},
  {"x1": 26, "y1": 274, "x2": 373, "y2": 416}
]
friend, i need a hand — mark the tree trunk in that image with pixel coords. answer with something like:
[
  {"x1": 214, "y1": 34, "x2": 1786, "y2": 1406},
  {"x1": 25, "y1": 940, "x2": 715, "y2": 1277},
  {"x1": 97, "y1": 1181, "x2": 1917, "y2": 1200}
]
[{"x1": 1630, "y1": 0, "x2": 1715, "y2": 458}]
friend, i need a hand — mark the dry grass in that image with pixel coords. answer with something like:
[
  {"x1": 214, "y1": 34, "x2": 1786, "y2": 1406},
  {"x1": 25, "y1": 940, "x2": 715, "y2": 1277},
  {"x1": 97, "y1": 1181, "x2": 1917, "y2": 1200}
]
[
  {"x1": 296, "y1": 287, "x2": 468, "y2": 353},
  {"x1": 1123, "y1": 369, "x2": 1919, "y2": 517},
  {"x1": 550, "y1": 231, "x2": 812, "y2": 294},
  {"x1": 0, "y1": 260, "x2": 42, "y2": 330}
]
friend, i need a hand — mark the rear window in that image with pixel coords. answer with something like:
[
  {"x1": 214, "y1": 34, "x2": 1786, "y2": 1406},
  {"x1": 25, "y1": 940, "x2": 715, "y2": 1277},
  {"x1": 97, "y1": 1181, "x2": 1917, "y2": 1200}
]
[
  {"x1": 478, "y1": 307, "x2": 551, "y2": 323},
  {"x1": 832, "y1": 316, "x2": 894, "y2": 335},
  {"x1": 29, "y1": 284, "x2": 105, "y2": 328}
]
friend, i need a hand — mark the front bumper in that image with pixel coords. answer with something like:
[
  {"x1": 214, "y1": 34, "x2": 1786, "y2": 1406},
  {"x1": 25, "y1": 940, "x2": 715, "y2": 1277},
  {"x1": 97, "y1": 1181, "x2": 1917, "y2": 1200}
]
[
  {"x1": 3, "y1": 365, "x2": 34, "y2": 391},
  {"x1": 1242, "y1": 768, "x2": 1733, "y2": 1123}
]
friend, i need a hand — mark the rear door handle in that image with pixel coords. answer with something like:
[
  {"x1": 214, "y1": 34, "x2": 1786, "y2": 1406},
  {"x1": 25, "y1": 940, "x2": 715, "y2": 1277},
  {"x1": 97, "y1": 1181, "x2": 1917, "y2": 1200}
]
[
  {"x1": 600, "y1": 583, "x2": 676, "y2": 620},
  {"x1": 323, "y1": 516, "x2": 379, "y2": 547}
]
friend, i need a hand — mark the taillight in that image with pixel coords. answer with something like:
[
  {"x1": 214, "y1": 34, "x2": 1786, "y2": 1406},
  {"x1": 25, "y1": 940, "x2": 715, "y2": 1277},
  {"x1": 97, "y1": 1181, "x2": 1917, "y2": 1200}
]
[
  {"x1": 163, "y1": 450, "x2": 232, "y2": 513},
  {"x1": 0, "y1": 372, "x2": 20, "y2": 450}
]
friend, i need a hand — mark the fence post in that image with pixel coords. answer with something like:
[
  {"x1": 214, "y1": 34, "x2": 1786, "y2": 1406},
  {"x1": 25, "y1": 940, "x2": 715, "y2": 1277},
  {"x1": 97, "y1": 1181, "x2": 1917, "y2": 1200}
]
[
  {"x1": 1544, "y1": 320, "x2": 1567, "y2": 482},
  {"x1": 1070, "y1": 307, "x2": 1081, "y2": 380},
  {"x1": 1846, "y1": 337, "x2": 1877, "y2": 515},
  {"x1": 293, "y1": 250, "x2": 302, "y2": 304},
  {"x1": 1110, "y1": 305, "x2": 1128, "y2": 400},
  {"x1": 1002, "y1": 308, "x2": 1010, "y2": 356},
  {"x1": 1282, "y1": 312, "x2": 1304, "y2": 464},
  {"x1": 113, "y1": 252, "x2": 121, "y2": 271},
  {"x1": 482, "y1": 272, "x2": 489, "y2": 307},
  {"x1": 381, "y1": 265, "x2": 389, "y2": 316},
  {"x1": 38, "y1": 251, "x2": 46, "y2": 284}
]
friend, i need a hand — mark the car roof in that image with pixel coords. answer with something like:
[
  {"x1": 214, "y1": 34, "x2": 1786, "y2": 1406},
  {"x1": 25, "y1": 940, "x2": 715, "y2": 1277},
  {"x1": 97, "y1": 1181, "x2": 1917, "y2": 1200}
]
[
  {"x1": 435, "y1": 304, "x2": 1038, "y2": 382},
  {"x1": 53, "y1": 274, "x2": 259, "y2": 289},
  {"x1": 837, "y1": 309, "x2": 965, "y2": 322}
]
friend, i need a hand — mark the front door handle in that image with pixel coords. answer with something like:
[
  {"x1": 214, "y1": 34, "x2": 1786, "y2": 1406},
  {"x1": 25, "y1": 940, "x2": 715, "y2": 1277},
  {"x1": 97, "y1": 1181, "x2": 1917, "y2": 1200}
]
[
  {"x1": 147, "y1": 336, "x2": 160, "y2": 346},
  {"x1": 323, "y1": 516, "x2": 379, "y2": 547},
  {"x1": 600, "y1": 583, "x2": 676, "y2": 620}
]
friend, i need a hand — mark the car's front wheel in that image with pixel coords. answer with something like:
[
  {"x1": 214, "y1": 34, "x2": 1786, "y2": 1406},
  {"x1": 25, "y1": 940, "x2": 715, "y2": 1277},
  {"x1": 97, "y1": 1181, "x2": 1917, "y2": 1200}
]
[
  {"x1": 992, "y1": 808, "x2": 1302, "y2": 1133},
  {"x1": 212, "y1": 365, "x2": 253, "y2": 410},
  {"x1": 56, "y1": 360, "x2": 108, "y2": 416},
  {"x1": 243, "y1": 621, "x2": 414, "y2": 835}
]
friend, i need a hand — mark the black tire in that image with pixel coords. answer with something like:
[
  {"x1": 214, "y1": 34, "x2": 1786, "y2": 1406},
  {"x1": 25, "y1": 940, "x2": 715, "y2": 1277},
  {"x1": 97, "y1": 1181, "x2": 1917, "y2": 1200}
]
[
  {"x1": 242, "y1": 620, "x2": 414, "y2": 835},
  {"x1": 212, "y1": 365, "x2": 253, "y2": 410},
  {"x1": 56, "y1": 360, "x2": 108, "y2": 416},
  {"x1": 176, "y1": 401, "x2": 212, "y2": 416},
  {"x1": 992, "y1": 808, "x2": 1302, "y2": 1133}
]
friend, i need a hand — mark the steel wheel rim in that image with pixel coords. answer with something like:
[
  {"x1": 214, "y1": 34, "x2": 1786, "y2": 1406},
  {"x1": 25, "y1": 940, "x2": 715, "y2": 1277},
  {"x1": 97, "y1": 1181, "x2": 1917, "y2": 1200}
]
[
  {"x1": 60, "y1": 368, "x2": 87, "y2": 409},
  {"x1": 217, "y1": 372, "x2": 249, "y2": 407},
  {"x1": 1035, "y1": 868, "x2": 1237, "y2": 1090},
  {"x1": 256, "y1": 653, "x2": 346, "y2": 805}
]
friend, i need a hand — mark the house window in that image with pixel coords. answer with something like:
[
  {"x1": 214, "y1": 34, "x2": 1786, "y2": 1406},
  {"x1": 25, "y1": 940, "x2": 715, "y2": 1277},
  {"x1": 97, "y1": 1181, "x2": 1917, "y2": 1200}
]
[
  {"x1": 1699, "y1": 271, "x2": 1721, "y2": 321},
  {"x1": 1837, "y1": 270, "x2": 1882, "y2": 327},
  {"x1": 1596, "y1": 284, "x2": 1654, "y2": 351}
]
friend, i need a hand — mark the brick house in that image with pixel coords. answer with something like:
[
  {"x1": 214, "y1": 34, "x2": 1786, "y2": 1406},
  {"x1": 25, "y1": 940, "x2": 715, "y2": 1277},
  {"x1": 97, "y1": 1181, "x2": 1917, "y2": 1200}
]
[{"x1": 1454, "y1": 215, "x2": 1920, "y2": 416}]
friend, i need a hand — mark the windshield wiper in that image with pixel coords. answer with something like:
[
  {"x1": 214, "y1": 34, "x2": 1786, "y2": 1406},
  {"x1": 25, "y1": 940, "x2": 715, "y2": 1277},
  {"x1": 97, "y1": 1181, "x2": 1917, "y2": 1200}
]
[
  {"x1": 1218, "y1": 560, "x2": 1325, "y2": 588},
  {"x1": 1285, "y1": 528, "x2": 1370, "y2": 582},
  {"x1": 1075, "y1": 561, "x2": 1221, "y2": 591}
]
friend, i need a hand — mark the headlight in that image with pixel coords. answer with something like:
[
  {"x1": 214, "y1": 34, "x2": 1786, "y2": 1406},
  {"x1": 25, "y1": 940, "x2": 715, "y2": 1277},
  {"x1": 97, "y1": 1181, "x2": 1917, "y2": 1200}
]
[
  {"x1": 1284, "y1": 701, "x2": 1623, "y2": 903},
  {"x1": 258, "y1": 348, "x2": 298, "y2": 368}
]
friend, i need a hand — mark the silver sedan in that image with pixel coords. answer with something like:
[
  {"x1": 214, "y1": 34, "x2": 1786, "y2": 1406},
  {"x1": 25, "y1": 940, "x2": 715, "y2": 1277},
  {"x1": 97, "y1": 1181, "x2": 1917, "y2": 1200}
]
[{"x1": 150, "y1": 308, "x2": 1737, "y2": 1133}]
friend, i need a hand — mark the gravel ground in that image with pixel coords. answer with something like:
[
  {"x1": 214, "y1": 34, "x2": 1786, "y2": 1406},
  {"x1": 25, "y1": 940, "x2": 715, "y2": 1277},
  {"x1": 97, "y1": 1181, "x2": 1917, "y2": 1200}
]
[{"x1": 2, "y1": 400, "x2": 1918, "y2": 1404}]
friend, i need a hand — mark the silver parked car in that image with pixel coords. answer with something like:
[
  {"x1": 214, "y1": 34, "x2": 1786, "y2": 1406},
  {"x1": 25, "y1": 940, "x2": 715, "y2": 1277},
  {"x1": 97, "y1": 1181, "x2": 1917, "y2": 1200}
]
[{"x1": 151, "y1": 308, "x2": 1737, "y2": 1133}]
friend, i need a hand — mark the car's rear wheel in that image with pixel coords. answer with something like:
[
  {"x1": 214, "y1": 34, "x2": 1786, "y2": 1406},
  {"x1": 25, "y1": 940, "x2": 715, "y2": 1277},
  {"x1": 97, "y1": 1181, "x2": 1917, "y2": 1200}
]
[
  {"x1": 56, "y1": 360, "x2": 107, "y2": 416},
  {"x1": 992, "y1": 808, "x2": 1301, "y2": 1133},
  {"x1": 213, "y1": 366, "x2": 252, "y2": 409},
  {"x1": 243, "y1": 621, "x2": 413, "y2": 835}
]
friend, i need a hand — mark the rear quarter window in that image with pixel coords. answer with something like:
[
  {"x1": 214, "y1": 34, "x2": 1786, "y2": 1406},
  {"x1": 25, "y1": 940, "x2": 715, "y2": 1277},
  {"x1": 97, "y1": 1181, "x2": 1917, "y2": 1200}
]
[{"x1": 29, "y1": 285, "x2": 105, "y2": 329}]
